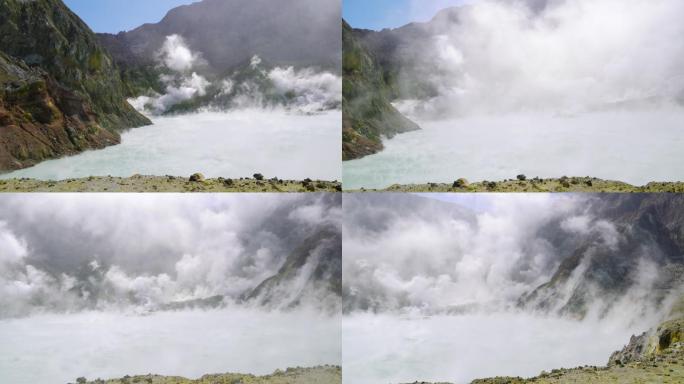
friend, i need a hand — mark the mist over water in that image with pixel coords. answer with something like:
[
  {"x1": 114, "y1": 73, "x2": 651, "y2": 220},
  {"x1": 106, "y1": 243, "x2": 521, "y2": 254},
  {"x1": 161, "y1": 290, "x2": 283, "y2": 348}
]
[
  {"x1": 342, "y1": 311, "x2": 649, "y2": 384},
  {"x1": 0, "y1": 308, "x2": 340, "y2": 384},
  {"x1": 402, "y1": 0, "x2": 684, "y2": 117},
  {"x1": 344, "y1": 0, "x2": 684, "y2": 187},
  {"x1": 1, "y1": 110, "x2": 341, "y2": 181},
  {"x1": 343, "y1": 109, "x2": 684, "y2": 189},
  {"x1": 342, "y1": 194, "x2": 680, "y2": 383},
  {"x1": 0, "y1": 194, "x2": 342, "y2": 383}
]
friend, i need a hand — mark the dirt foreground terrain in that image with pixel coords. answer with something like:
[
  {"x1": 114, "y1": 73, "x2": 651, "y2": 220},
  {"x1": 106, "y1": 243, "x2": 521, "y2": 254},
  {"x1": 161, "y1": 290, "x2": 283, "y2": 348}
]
[
  {"x1": 0, "y1": 174, "x2": 341, "y2": 192},
  {"x1": 73, "y1": 366, "x2": 341, "y2": 384},
  {"x1": 364, "y1": 176, "x2": 684, "y2": 193}
]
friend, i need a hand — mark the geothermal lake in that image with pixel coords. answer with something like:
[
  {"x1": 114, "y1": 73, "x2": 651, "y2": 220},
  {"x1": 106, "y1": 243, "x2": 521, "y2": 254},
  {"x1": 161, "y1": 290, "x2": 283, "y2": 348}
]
[
  {"x1": 343, "y1": 109, "x2": 684, "y2": 189},
  {"x1": 1, "y1": 110, "x2": 341, "y2": 181},
  {"x1": 0, "y1": 308, "x2": 340, "y2": 384},
  {"x1": 342, "y1": 311, "x2": 649, "y2": 384}
]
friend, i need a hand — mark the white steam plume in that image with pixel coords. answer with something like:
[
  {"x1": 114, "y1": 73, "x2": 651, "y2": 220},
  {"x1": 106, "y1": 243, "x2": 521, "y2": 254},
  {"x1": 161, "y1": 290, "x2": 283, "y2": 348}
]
[
  {"x1": 268, "y1": 67, "x2": 342, "y2": 113},
  {"x1": 344, "y1": 194, "x2": 578, "y2": 312},
  {"x1": 130, "y1": 35, "x2": 211, "y2": 114},
  {"x1": 130, "y1": 44, "x2": 342, "y2": 115},
  {"x1": 158, "y1": 34, "x2": 202, "y2": 72},
  {"x1": 398, "y1": 0, "x2": 684, "y2": 118},
  {"x1": 0, "y1": 194, "x2": 341, "y2": 318},
  {"x1": 130, "y1": 72, "x2": 210, "y2": 114},
  {"x1": 343, "y1": 194, "x2": 681, "y2": 322}
]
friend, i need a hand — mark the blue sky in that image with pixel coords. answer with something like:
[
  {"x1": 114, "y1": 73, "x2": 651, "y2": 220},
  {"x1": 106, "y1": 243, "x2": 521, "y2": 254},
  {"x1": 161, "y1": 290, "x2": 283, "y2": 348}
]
[
  {"x1": 64, "y1": 0, "x2": 199, "y2": 33},
  {"x1": 343, "y1": 0, "x2": 474, "y2": 30}
]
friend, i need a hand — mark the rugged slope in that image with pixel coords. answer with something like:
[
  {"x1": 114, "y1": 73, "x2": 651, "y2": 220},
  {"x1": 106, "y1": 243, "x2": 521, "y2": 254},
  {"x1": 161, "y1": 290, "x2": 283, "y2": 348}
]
[
  {"x1": 521, "y1": 194, "x2": 684, "y2": 318},
  {"x1": 98, "y1": 0, "x2": 341, "y2": 74},
  {"x1": 62, "y1": 194, "x2": 340, "y2": 312},
  {"x1": 352, "y1": 6, "x2": 471, "y2": 100},
  {"x1": 0, "y1": 51, "x2": 119, "y2": 170},
  {"x1": 0, "y1": 0, "x2": 150, "y2": 171},
  {"x1": 342, "y1": 20, "x2": 419, "y2": 160},
  {"x1": 246, "y1": 226, "x2": 342, "y2": 309}
]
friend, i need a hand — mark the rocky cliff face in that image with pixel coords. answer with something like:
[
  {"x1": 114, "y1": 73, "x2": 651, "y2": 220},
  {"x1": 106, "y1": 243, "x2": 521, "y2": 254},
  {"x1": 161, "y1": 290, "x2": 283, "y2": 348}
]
[
  {"x1": 610, "y1": 294, "x2": 684, "y2": 365},
  {"x1": 246, "y1": 226, "x2": 342, "y2": 310},
  {"x1": 0, "y1": 0, "x2": 151, "y2": 172},
  {"x1": 342, "y1": 20, "x2": 419, "y2": 160},
  {"x1": 0, "y1": 51, "x2": 119, "y2": 170},
  {"x1": 150, "y1": 225, "x2": 342, "y2": 313},
  {"x1": 521, "y1": 194, "x2": 684, "y2": 318},
  {"x1": 347, "y1": 7, "x2": 467, "y2": 103},
  {"x1": 471, "y1": 313, "x2": 684, "y2": 383}
]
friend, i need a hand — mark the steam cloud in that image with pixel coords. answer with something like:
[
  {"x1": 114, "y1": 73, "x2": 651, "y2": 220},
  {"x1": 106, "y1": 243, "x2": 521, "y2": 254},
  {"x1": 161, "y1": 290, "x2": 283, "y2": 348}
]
[
  {"x1": 158, "y1": 34, "x2": 203, "y2": 72},
  {"x1": 341, "y1": 194, "x2": 684, "y2": 384},
  {"x1": 0, "y1": 194, "x2": 341, "y2": 318},
  {"x1": 343, "y1": 194, "x2": 681, "y2": 323},
  {"x1": 129, "y1": 34, "x2": 211, "y2": 114},
  {"x1": 129, "y1": 72, "x2": 211, "y2": 114},
  {"x1": 396, "y1": 0, "x2": 684, "y2": 118},
  {"x1": 268, "y1": 67, "x2": 343, "y2": 113}
]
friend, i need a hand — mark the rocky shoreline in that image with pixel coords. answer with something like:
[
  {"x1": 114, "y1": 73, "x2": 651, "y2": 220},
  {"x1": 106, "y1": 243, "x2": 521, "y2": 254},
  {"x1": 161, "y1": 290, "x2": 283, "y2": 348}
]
[
  {"x1": 471, "y1": 320, "x2": 684, "y2": 383},
  {"x1": 355, "y1": 176, "x2": 684, "y2": 193},
  {"x1": 401, "y1": 298, "x2": 684, "y2": 384},
  {"x1": 71, "y1": 366, "x2": 341, "y2": 384},
  {"x1": 397, "y1": 319, "x2": 683, "y2": 384},
  {"x1": 0, "y1": 174, "x2": 341, "y2": 192}
]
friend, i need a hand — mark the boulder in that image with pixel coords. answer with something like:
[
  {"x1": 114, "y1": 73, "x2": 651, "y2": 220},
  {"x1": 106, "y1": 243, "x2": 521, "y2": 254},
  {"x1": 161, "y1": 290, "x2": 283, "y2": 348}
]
[
  {"x1": 189, "y1": 173, "x2": 205, "y2": 182},
  {"x1": 453, "y1": 178, "x2": 469, "y2": 188}
]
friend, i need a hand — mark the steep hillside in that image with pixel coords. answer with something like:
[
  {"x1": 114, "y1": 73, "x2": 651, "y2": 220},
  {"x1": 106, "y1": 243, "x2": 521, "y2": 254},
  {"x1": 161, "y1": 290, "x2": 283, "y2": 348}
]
[
  {"x1": 246, "y1": 226, "x2": 342, "y2": 309},
  {"x1": 347, "y1": 6, "x2": 472, "y2": 105},
  {"x1": 521, "y1": 194, "x2": 684, "y2": 317},
  {"x1": 0, "y1": 0, "x2": 150, "y2": 171},
  {"x1": 342, "y1": 20, "x2": 419, "y2": 160},
  {"x1": 138, "y1": 223, "x2": 342, "y2": 313},
  {"x1": 0, "y1": 51, "x2": 119, "y2": 170}
]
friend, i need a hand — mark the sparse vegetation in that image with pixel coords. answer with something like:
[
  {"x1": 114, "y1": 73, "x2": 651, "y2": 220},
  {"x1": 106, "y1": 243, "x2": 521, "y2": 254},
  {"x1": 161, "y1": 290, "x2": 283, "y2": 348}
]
[
  {"x1": 358, "y1": 176, "x2": 684, "y2": 193},
  {"x1": 472, "y1": 320, "x2": 684, "y2": 383},
  {"x1": 0, "y1": 0, "x2": 150, "y2": 172},
  {"x1": 76, "y1": 366, "x2": 341, "y2": 384},
  {"x1": 342, "y1": 20, "x2": 419, "y2": 160},
  {"x1": 189, "y1": 173, "x2": 205, "y2": 182},
  {"x1": 0, "y1": 174, "x2": 341, "y2": 192}
]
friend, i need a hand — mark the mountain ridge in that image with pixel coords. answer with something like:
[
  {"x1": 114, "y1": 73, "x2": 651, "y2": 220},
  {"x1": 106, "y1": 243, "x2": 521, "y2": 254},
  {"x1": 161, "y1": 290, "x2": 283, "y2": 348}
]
[{"x1": 98, "y1": 0, "x2": 341, "y2": 75}]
